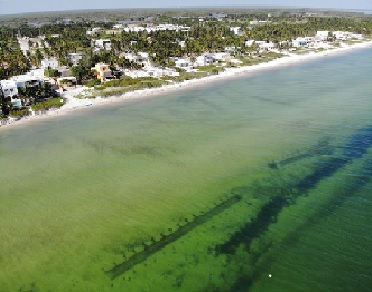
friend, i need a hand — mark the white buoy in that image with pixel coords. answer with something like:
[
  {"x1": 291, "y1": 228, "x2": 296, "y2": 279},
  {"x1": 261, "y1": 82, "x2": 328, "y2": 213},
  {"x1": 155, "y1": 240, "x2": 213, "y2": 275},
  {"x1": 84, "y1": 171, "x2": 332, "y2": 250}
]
[{"x1": 269, "y1": 274, "x2": 272, "y2": 278}]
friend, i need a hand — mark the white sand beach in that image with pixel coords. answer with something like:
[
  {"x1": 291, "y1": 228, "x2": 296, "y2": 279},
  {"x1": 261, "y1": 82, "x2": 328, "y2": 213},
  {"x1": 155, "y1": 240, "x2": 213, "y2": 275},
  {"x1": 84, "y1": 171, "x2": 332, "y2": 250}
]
[{"x1": 2, "y1": 40, "x2": 372, "y2": 130}]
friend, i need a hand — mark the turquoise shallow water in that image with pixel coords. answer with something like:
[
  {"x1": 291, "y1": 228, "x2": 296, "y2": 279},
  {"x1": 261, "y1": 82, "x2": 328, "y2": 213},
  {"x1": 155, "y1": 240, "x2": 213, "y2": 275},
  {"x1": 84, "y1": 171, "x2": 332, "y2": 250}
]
[{"x1": 0, "y1": 49, "x2": 372, "y2": 291}]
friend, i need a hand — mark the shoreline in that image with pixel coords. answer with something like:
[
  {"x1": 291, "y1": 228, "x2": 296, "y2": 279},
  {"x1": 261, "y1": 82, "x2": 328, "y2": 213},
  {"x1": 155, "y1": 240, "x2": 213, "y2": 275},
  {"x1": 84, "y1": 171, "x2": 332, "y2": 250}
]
[{"x1": 2, "y1": 41, "x2": 372, "y2": 131}]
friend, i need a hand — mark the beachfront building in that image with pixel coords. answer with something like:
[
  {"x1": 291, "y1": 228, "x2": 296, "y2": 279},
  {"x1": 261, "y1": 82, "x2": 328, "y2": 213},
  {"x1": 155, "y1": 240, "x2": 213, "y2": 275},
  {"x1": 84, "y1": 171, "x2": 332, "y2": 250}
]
[
  {"x1": 1, "y1": 80, "x2": 21, "y2": 107},
  {"x1": 121, "y1": 52, "x2": 151, "y2": 67},
  {"x1": 194, "y1": 55, "x2": 215, "y2": 67},
  {"x1": 91, "y1": 63, "x2": 113, "y2": 82},
  {"x1": 292, "y1": 37, "x2": 309, "y2": 48},
  {"x1": 9, "y1": 75, "x2": 44, "y2": 89},
  {"x1": 124, "y1": 67, "x2": 179, "y2": 78},
  {"x1": 41, "y1": 57, "x2": 59, "y2": 69},
  {"x1": 259, "y1": 42, "x2": 278, "y2": 51},
  {"x1": 213, "y1": 52, "x2": 231, "y2": 65},
  {"x1": 311, "y1": 41, "x2": 332, "y2": 49},
  {"x1": 351, "y1": 33, "x2": 364, "y2": 40},
  {"x1": 2, "y1": 75, "x2": 44, "y2": 107},
  {"x1": 57, "y1": 67, "x2": 72, "y2": 78},
  {"x1": 316, "y1": 31, "x2": 330, "y2": 41},
  {"x1": 57, "y1": 77, "x2": 77, "y2": 88},
  {"x1": 1, "y1": 80, "x2": 19, "y2": 98},
  {"x1": 175, "y1": 58, "x2": 193, "y2": 70},
  {"x1": 68, "y1": 53, "x2": 83, "y2": 66},
  {"x1": 332, "y1": 31, "x2": 357, "y2": 40}
]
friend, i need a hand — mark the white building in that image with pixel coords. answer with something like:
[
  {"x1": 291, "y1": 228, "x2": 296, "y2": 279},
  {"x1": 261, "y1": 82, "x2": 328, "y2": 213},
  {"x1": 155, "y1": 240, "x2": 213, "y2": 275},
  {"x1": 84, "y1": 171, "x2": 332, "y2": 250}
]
[
  {"x1": 316, "y1": 31, "x2": 329, "y2": 41},
  {"x1": 17, "y1": 36, "x2": 49, "y2": 55},
  {"x1": 94, "y1": 39, "x2": 112, "y2": 50},
  {"x1": 332, "y1": 31, "x2": 352, "y2": 40},
  {"x1": 41, "y1": 57, "x2": 59, "y2": 69},
  {"x1": 122, "y1": 24, "x2": 190, "y2": 33},
  {"x1": 68, "y1": 52, "x2": 83, "y2": 66},
  {"x1": 9, "y1": 75, "x2": 44, "y2": 89},
  {"x1": 213, "y1": 52, "x2": 231, "y2": 63},
  {"x1": 292, "y1": 38, "x2": 309, "y2": 48},
  {"x1": 113, "y1": 23, "x2": 124, "y2": 29},
  {"x1": 122, "y1": 52, "x2": 150, "y2": 66},
  {"x1": 86, "y1": 27, "x2": 101, "y2": 35},
  {"x1": 175, "y1": 58, "x2": 192, "y2": 69},
  {"x1": 230, "y1": 27, "x2": 243, "y2": 36},
  {"x1": 27, "y1": 69, "x2": 45, "y2": 79},
  {"x1": 351, "y1": 33, "x2": 364, "y2": 40},
  {"x1": 123, "y1": 67, "x2": 179, "y2": 78},
  {"x1": 245, "y1": 40, "x2": 255, "y2": 47},
  {"x1": 1, "y1": 80, "x2": 19, "y2": 98},
  {"x1": 311, "y1": 41, "x2": 332, "y2": 49},
  {"x1": 194, "y1": 55, "x2": 215, "y2": 67},
  {"x1": 259, "y1": 42, "x2": 278, "y2": 50}
]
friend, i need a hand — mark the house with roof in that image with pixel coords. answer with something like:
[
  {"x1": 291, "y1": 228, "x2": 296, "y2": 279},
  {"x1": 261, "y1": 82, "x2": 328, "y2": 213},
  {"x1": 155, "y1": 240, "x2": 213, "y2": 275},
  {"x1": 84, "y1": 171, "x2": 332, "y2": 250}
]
[
  {"x1": 41, "y1": 57, "x2": 59, "y2": 69},
  {"x1": 121, "y1": 52, "x2": 151, "y2": 67},
  {"x1": 230, "y1": 27, "x2": 243, "y2": 36},
  {"x1": 86, "y1": 27, "x2": 101, "y2": 35},
  {"x1": 258, "y1": 42, "x2": 278, "y2": 51},
  {"x1": 94, "y1": 39, "x2": 112, "y2": 51},
  {"x1": 316, "y1": 31, "x2": 330, "y2": 41},
  {"x1": 175, "y1": 57, "x2": 193, "y2": 70},
  {"x1": 2, "y1": 76, "x2": 44, "y2": 107},
  {"x1": 332, "y1": 31, "x2": 352, "y2": 40},
  {"x1": 91, "y1": 63, "x2": 113, "y2": 82},
  {"x1": 68, "y1": 53, "x2": 83, "y2": 66},
  {"x1": 194, "y1": 55, "x2": 215, "y2": 67},
  {"x1": 57, "y1": 77, "x2": 77, "y2": 88},
  {"x1": 1, "y1": 80, "x2": 20, "y2": 107},
  {"x1": 292, "y1": 38, "x2": 309, "y2": 48},
  {"x1": 9, "y1": 75, "x2": 44, "y2": 89},
  {"x1": 213, "y1": 52, "x2": 231, "y2": 65},
  {"x1": 123, "y1": 67, "x2": 179, "y2": 78}
]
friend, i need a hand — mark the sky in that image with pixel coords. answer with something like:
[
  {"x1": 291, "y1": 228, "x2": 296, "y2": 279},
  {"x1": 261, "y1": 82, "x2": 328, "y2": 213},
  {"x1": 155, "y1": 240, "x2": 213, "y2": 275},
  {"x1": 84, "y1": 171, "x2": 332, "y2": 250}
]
[{"x1": 0, "y1": 0, "x2": 371, "y2": 15}]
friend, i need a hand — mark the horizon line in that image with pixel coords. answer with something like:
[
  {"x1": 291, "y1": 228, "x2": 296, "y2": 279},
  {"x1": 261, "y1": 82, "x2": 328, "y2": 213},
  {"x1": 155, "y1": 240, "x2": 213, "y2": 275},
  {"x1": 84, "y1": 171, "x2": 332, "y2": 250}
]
[{"x1": 1, "y1": 5, "x2": 371, "y2": 17}]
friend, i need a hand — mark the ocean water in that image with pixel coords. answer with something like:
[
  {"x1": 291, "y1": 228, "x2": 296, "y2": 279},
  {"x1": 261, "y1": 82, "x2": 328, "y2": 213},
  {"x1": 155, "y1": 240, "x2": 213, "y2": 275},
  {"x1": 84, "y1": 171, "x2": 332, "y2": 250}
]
[{"x1": 0, "y1": 48, "x2": 371, "y2": 291}]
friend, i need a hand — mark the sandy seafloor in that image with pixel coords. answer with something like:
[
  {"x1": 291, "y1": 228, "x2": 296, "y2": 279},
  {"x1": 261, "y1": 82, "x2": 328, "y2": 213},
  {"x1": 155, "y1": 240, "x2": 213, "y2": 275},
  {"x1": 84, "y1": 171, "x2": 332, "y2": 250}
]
[{"x1": 1, "y1": 42, "x2": 372, "y2": 291}]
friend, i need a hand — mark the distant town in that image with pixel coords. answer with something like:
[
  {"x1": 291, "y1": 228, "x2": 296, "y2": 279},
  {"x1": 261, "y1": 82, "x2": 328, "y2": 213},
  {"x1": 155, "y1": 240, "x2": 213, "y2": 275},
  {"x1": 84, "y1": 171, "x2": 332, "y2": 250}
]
[{"x1": 1, "y1": 8, "x2": 371, "y2": 122}]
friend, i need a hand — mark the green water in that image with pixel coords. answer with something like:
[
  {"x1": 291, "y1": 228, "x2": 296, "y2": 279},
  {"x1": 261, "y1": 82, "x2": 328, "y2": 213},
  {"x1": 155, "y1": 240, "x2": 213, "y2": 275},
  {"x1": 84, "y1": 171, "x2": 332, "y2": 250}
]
[{"x1": 0, "y1": 49, "x2": 372, "y2": 291}]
